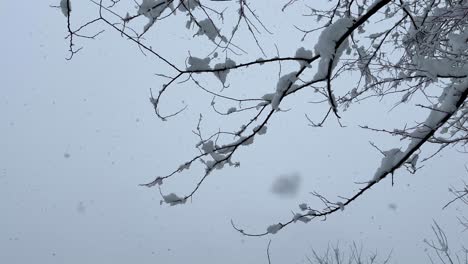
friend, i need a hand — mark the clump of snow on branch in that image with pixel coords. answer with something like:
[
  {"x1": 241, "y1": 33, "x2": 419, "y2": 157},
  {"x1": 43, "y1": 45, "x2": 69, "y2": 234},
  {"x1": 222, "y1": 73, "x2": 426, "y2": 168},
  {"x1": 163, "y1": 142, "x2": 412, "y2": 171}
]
[
  {"x1": 162, "y1": 193, "x2": 186, "y2": 206},
  {"x1": 137, "y1": 0, "x2": 174, "y2": 32},
  {"x1": 271, "y1": 72, "x2": 298, "y2": 110},
  {"x1": 214, "y1": 58, "x2": 236, "y2": 84},
  {"x1": 60, "y1": 0, "x2": 71, "y2": 17},
  {"x1": 295, "y1": 47, "x2": 313, "y2": 67},
  {"x1": 178, "y1": 0, "x2": 199, "y2": 12},
  {"x1": 372, "y1": 148, "x2": 404, "y2": 182},
  {"x1": 187, "y1": 56, "x2": 211, "y2": 71},
  {"x1": 355, "y1": 46, "x2": 375, "y2": 85},
  {"x1": 407, "y1": 78, "x2": 468, "y2": 150},
  {"x1": 448, "y1": 31, "x2": 468, "y2": 54},
  {"x1": 197, "y1": 139, "x2": 243, "y2": 172},
  {"x1": 177, "y1": 162, "x2": 191, "y2": 172},
  {"x1": 371, "y1": 78, "x2": 468, "y2": 183},
  {"x1": 293, "y1": 214, "x2": 311, "y2": 223},
  {"x1": 408, "y1": 154, "x2": 419, "y2": 171},
  {"x1": 336, "y1": 202, "x2": 345, "y2": 211},
  {"x1": 201, "y1": 140, "x2": 229, "y2": 170},
  {"x1": 226, "y1": 107, "x2": 237, "y2": 114},
  {"x1": 266, "y1": 223, "x2": 283, "y2": 234},
  {"x1": 413, "y1": 57, "x2": 468, "y2": 81},
  {"x1": 253, "y1": 125, "x2": 267, "y2": 135},
  {"x1": 314, "y1": 18, "x2": 354, "y2": 80},
  {"x1": 196, "y1": 19, "x2": 227, "y2": 43},
  {"x1": 238, "y1": 136, "x2": 254, "y2": 146}
]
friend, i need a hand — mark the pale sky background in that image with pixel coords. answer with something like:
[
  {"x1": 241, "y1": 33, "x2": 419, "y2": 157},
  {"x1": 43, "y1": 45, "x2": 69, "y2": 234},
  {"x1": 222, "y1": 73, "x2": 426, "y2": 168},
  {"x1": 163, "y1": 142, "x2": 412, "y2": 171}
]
[{"x1": 1, "y1": 1, "x2": 467, "y2": 263}]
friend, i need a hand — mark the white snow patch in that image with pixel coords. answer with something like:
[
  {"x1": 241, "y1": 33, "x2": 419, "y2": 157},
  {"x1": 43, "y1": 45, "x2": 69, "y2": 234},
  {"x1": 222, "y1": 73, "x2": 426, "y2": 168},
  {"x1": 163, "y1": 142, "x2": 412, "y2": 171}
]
[
  {"x1": 162, "y1": 193, "x2": 186, "y2": 206},
  {"x1": 60, "y1": 0, "x2": 71, "y2": 17},
  {"x1": 295, "y1": 47, "x2": 313, "y2": 67},
  {"x1": 337, "y1": 202, "x2": 345, "y2": 211},
  {"x1": 371, "y1": 79, "x2": 468, "y2": 182},
  {"x1": 271, "y1": 72, "x2": 298, "y2": 110},
  {"x1": 138, "y1": 0, "x2": 174, "y2": 32},
  {"x1": 267, "y1": 223, "x2": 282, "y2": 234},
  {"x1": 448, "y1": 31, "x2": 468, "y2": 54},
  {"x1": 196, "y1": 19, "x2": 226, "y2": 42},
  {"x1": 177, "y1": 162, "x2": 191, "y2": 172},
  {"x1": 178, "y1": 0, "x2": 199, "y2": 12},
  {"x1": 187, "y1": 56, "x2": 211, "y2": 71},
  {"x1": 253, "y1": 125, "x2": 267, "y2": 135},
  {"x1": 372, "y1": 148, "x2": 404, "y2": 182},
  {"x1": 314, "y1": 18, "x2": 354, "y2": 80},
  {"x1": 414, "y1": 57, "x2": 468, "y2": 81},
  {"x1": 226, "y1": 107, "x2": 237, "y2": 114},
  {"x1": 407, "y1": 78, "x2": 468, "y2": 150},
  {"x1": 213, "y1": 58, "x2": 236, "y2": 84},
  {"x1": 293, "y1": 214, "x2": 311, "y2": 223}
]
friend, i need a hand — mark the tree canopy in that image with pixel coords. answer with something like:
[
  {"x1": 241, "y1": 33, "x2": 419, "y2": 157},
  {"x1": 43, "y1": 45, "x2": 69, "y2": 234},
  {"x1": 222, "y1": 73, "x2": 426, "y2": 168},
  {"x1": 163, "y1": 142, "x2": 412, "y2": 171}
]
[{"x1": 59, "y1": 0, "x2": 468, "y2": 236}]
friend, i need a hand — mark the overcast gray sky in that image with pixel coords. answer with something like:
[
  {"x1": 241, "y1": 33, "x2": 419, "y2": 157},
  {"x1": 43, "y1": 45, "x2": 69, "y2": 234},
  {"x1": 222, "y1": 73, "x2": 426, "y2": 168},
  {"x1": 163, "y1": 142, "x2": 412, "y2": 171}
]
[{"x1": 1, "y1": 1, "x2": 466, "y2": 263}]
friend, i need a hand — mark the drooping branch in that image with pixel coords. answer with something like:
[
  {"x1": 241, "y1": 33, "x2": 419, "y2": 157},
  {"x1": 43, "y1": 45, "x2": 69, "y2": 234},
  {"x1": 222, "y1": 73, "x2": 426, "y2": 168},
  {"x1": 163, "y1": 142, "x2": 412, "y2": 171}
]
[{"x1": 233, "y1": 80, "x2": 468, "y2": 236}]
